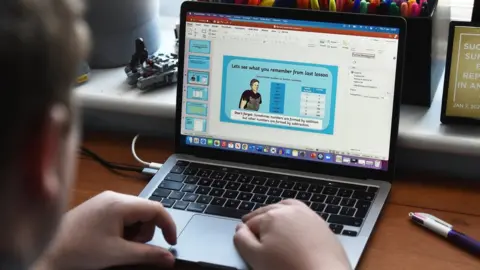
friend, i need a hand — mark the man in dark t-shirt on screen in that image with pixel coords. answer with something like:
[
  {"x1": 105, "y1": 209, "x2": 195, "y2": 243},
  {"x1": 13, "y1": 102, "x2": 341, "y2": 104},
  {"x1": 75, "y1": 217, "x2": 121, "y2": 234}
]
[{"x1": 239, "y1": 79, "x2": 262, "y2": 111}]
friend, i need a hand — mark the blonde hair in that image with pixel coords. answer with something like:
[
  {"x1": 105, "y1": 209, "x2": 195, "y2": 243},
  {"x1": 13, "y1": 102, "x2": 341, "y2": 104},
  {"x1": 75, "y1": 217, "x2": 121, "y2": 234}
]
[{"x1": 0, "y1": 0, "x2": 90, "y2": 172}]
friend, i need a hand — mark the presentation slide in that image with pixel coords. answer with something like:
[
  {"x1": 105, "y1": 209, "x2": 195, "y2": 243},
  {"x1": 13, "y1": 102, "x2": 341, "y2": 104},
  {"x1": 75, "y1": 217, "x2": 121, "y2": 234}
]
[
  {"x1": 446, "y1": 26, "x2": 480, "y2": 118},
  {"x1": 188, "y1": 70, "x2": 210, "y2": 86},
  {"x1": 189, "y1": 40, "x2": 211, "y2": 54},
  {"x1": 185, "y1": 117, "x2": 207, "y2": 132},
  {"x1": 188, "y1": 55, "x2": 211, "y2": 70},
  {"x1": 187, "y1": 86, "x2": 208, "y2": 101},
  {"x1": 186, "y1": 102, "x2": 208, "y2": 116},
  {"x1": 220, "y1": 56, "x2": 338, "y2": 134}
]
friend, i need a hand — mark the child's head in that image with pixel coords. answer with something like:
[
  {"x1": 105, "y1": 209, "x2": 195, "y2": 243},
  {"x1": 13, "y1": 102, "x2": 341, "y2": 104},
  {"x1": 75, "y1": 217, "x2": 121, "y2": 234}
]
[{"x1": 0, "y1": 0, "x2": 90, "y2": 267}]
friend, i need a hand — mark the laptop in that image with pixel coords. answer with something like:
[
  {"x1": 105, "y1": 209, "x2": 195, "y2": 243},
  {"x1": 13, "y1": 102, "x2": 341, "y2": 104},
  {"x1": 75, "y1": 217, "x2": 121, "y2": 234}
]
[{"x1": 139, "y1": 2, "x2": 406, "y2": 269}]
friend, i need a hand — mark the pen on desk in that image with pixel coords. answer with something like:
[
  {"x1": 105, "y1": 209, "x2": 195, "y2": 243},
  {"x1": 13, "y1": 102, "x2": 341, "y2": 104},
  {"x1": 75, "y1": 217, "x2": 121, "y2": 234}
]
[
  {"x1": 329, "y1": 0, "x2": 337, "y2": 11},
  {"x1": 368, "y1": 0, "x2": 378, "y2": 14},
  {"x1": 297, "y1": 0, "x2": 310, "y2": 8},
  {"x1": 359, "y1": 0, "x2": 368, "y2": 13},
  {"x1": 310, "y1": 0, "x2": 320, "y2": 10},
  {"x1": 410, "y1": 2, "x2": 419, "y2": 17},
  {"x1": 336, "y1": 0, "x2": 344, "y2": 12},
  {"x1": 353, "y1": 0, "x2": 361, "y2": 12},
  {"x1": 260, "y1": 0, "x2": 275, "y2": 6},
  {"x1": 420, "y1": 1, "x2": 429, "y2": 16},
  {"x1": 390, "y1": 2, "x2": 400, "y2": 15},
  {"x1": 409, "y1": 212, "x2": 480, "y2": 256},
  {"x1": 400, "y1": 2, "x2": 409, "y2": 17}
]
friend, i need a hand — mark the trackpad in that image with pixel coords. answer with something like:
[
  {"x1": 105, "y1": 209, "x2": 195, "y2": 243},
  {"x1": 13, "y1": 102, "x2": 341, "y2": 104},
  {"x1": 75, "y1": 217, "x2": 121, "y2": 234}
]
[{"x1": 172, "y1": 215, "x2": 248, "y2": 270}]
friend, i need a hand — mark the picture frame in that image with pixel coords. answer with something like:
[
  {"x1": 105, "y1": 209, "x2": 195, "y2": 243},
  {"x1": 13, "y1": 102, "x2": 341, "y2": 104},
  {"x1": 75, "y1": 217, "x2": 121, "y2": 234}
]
[{"x1": 441, "y1": 21, "x2": 480, "y2": 125}]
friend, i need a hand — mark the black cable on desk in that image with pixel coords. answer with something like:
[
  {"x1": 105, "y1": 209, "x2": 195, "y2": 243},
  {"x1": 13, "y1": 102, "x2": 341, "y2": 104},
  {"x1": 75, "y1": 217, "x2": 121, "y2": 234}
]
[{"x1": 80, "y1": 146, "x2": 144, "y2": 173}]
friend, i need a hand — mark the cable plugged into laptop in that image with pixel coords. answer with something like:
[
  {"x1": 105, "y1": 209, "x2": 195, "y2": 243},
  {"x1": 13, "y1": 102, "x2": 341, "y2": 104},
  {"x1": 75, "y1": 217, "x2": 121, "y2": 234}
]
[{"x1": 131, "y1": 134, "x2": 163, "y2": 169}]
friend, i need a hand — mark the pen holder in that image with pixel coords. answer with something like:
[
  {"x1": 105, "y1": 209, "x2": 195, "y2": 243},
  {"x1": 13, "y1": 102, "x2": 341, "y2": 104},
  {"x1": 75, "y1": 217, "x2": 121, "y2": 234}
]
[{"x1": 199, "y1": 0, "x2": 450, "y2": 106}]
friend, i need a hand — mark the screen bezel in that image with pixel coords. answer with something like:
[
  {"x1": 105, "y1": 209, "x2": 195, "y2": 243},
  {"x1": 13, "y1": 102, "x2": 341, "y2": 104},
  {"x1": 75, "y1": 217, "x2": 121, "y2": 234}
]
[
  {"x1": 441, "y1": 21, "x2": 480, "y2": 125},
  {"x1": 175, "y1": 1, "x2": 406, "y2": 182}
]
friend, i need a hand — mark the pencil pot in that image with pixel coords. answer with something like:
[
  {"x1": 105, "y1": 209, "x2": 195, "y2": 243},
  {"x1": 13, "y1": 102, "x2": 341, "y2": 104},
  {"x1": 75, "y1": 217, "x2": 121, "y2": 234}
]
[{"x1": 198, "y1": 0, "x2": 450, "y2": 106}]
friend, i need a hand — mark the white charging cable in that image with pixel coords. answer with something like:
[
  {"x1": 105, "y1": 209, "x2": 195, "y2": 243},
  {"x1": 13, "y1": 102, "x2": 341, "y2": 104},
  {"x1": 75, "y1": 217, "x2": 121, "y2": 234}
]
[{"x1": 131, "y1": 134, "x2": 163, "y2": 169}]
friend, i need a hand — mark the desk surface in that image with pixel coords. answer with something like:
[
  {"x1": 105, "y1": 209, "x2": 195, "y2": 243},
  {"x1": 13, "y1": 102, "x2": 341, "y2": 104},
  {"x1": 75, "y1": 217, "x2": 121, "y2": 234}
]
[{"x1": 75, "y1": 132, "x2": 480, "y2": 270}]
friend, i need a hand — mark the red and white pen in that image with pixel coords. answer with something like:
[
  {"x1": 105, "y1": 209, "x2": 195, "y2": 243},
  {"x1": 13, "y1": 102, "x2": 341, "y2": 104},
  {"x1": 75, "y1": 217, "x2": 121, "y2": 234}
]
[{"x1": 409, "y1": 212, "x2": 480, "y2": 256}]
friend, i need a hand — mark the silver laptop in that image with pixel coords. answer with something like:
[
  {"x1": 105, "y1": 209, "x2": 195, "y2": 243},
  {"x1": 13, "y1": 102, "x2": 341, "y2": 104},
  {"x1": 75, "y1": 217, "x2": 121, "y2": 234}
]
[{"x1": 140, "y1": 2, "x2": 406, "y2": 269}]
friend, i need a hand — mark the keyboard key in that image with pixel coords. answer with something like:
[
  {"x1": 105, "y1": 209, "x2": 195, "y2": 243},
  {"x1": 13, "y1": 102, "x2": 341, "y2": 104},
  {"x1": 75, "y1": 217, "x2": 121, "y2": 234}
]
[
  {"x1": 252, "y1": 194, "x2": 267, "y2": 203},
  {"x1": 169, "y1": 191, "x2": 185, "y2": 200},
  {"x1": 340, "y1": 207, "x2": 356, "y2": 217},
  {"x1": 238, "y1": 201, "x2": 255, "y2": 211},
  {"x1": 211, "y1": 197, "x2": 227, "y2": 206},
  {"x1": 266, "y1": 196, "x2": 281, "y2": 204},
  {"x1": 251, "y1": 177, "x2": 267, "y2": 185},
  {"x1": 170, "y1": 165, "x2": 185, "y2": 174},
  {"x1": 253, "y1": 186, "x2": 268, "y2": 194},
  {"x1": 164, "y1": 173, "x2": 185, "y2": 182},
  {"x1": 225, "y1": 173, "x2": 239, "y2": 181},
  {"x1": 161, "y1": 199, "x2": 175, "y2": 208},
  {"x1": 239, "y1": 184, "x2": 255, "y2": 193},
  {"x1": 187, "y1": 203, "x2": 207, "y2": 213},
  {"x1": 308, "y1": 185, "x2": 323, "y2": 193},
  {"x1": 184, "y1": 176, "x2": 200, "y2": 184},
  {"x1": 296, "y1": 192, "x2": 312, "y2": 201},
  {"x1": 198, "y1": 178, "x2": 213, "y2": 186},
  {"x1": 237, "y1": 175, "x2": 253, "y2": 183},
  {"x1": 325, "y1": 196, "x2": 341, "y2": 205},
  {"x1": 317, "y1": 212, "x2": 329, "y2": 220},
  {"x1": 265, "y1": 178, "x2": 280, "y2": 187},
  {"x1": 183, "y1": 193, "x2": 198, "y2": 202},
  {"x1": 352, "y1": 191, "x2": 375, "y2": 201},
  {"x1": 149, "y1": 196, "x2": 162, "y2": 202},
  {"x1": 311, "y1": 194, "x2": 327, "y2": 202},
  {"x1": 279, "y1": 181, "x2": 294, "y2": 189},
  {"x1": 209, "y1": 188, "x2": 225, "y2": 197},
  {"x1": 182, "y1": 184, "x2": 197, "y2": 193},
  {"x1": 196, "y1": 169, "x2": 212, "y2": 178},
  {"x1": 183, "y1": 167, "x2": 198, "y2": 176},
  {"x1": 310, "y1": 203, "x2": 326, "y2": 212},
  {"x1": 159, "y1": 181, "x2": 183, "y2": 191},
  {"x1": 173, "y1": 201, "x2": 189, "y2": 210},
  {"x1": 224, "y1": 191, "x2": 239, "y2": 199},
  {"x1": 340, "y1": 198, "x2": 357, "y2": 207},
  {"x1": 337, "y1": 189, "x2": 354, "y2": 198},
  {"x1": 205, "y1": 205, "x2": 249, "y2": 219},
  {"x1": 294, "y1": 183, "x2": 309, "y2": 191},
  {"x1": 328, "y1": 215, "x2": 363, "y2": 227},
  {"x1": 322, "y1": 181, "x2": 368, "y2": 191},
  {"x1": 300, "y1": 200, "x2": 311, "y2": 207},
  {"x1": 239, "y1": 192, "x2": 253, "y2": 201},
  {"x1": 211, "y1": 171, "x2": 226, "y2": 180},
  {"x1": 355, "y1": 200, "x2": 371, "y2": 218},
  {"x1": 322, "y1": 187, "x2": 338, "y2": 195},
  {"x1": 325, "y1": 205, "x2": 341, "y2": 214},
  {"x1": 226, "y1": 200, "x2": 241, "y2": 208},
  {"x1": 267, "y1": 188, "x2": 283, "y2": 196},
  {"x1": 212, "y1": 180, "x2": 228, "y2": 189},
  {"x1": 253, "y1": 203, "x2": 265, "y2": 210},
  {"x1": 367, "y1": 186, "x2": 379, "y2": 193},
  {"x1": 329, "y1": 224, "x2": 344, "y2": 234},
  {"x1": 282, "y1": 190, "x2": 297, "y2": 198},
  {"x1": 175, "y1": 160, "x2": 190, "y2": 166},
  {"x1": 195, "y1": 187, "x2": 211, "y2": 195},
  {"x1": 225, "y1": 182, "x2": 241, "y2": 190},
  {"x1": 342, "y1": 230, "x2": 358, "y2": 237},
  {"x1": 153, "y1": 188, "x2": 171, "y2": 198},
  {"x1": 197, "y1": 195, "x2": 213, "y2": 204}
]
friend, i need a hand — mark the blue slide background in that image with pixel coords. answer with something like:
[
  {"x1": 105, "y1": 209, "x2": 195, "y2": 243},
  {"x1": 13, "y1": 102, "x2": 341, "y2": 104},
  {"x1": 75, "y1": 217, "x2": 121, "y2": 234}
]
[{"x1": 220, "y1": 56, "x2": 338, "y2": 134}]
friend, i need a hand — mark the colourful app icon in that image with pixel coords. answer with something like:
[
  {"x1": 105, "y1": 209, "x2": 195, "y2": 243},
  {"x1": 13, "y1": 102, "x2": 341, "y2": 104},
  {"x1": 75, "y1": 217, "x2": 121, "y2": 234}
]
[
  {"x1": 193, "y1": 137, "x2": 200, "y2": 144},
  {"x1": 270, "y1": 147, "x2": 277, "y2": 154},
  {"x1": 310, "y1": 152, "x2": 317, "y2": 159},
  {"x1": 228, "y1": 142, "x2": 234, "y2": 148},
  {"x1": 186, "y1": 136, "x2": 193, "y2": 144},
  {"x1": 214, "y1": 140, "x2": 220, "y2": 147},
  {"x1": 299, "y1": 151, "x2": 306, "y2": 157},
  {"x1": 366, "y1": 160, "x2": 374, "y2": 166},
  {"x1": 343, "y1": 157, "x2": 350, "y2": 163},
  {"x1": 207, "y1": 139, "x2": 213, "y2": 146},
  {"x1": 374, "y1": 160, "x2": 382, "y2": 168},
  {"x1": 285, "y1": 149, "x2": 292, "y2": 156},
  {"x1": 263, "y1": 146, "x2": 270, "y2": 153},
  {"x1": 242, "y1": 144, "x2": 248, "y2": 150},
  {"x1": 249, "y1": 145, "x2": 256, "y2": 151},
  {"x1": 351, "y1": 158, "x2": 358, "y2": 164},
  {"x1": 292, "y1": 150, "x2": 299, "y2": 157},
  {"x1": 359, "y1": 159, "x2": 366, "y2": 165},
  {"x1": 200, "y1": 138, "x2": 207, "y2": 145},
  {"x1": 335, "y1": 155, "x2": 343, "y2": 163},
  {"x1": 235, "y1": 143, "x2": 241, "y2": 149},
  {"x1": 278, "y1": 148, "x2": 284, "y2": 155},
  {"x1": 317, "y1": 153, "x2": 324, "y2": 160},
  {"x1": 221, "y1": 141, "x2": 227, "y2": 148},
  {"x1": 256, "y1": 145, "x2": 264, "y2": 152},
  {"x1": 325, "y1": 154, "x2": 332, "y2": 161}
]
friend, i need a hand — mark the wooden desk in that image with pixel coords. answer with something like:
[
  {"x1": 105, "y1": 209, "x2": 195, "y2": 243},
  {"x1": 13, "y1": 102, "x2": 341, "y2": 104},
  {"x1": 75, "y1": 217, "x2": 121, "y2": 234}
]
[{"x1": 75, "y1": 132, "x2": 480, "y2": 270}]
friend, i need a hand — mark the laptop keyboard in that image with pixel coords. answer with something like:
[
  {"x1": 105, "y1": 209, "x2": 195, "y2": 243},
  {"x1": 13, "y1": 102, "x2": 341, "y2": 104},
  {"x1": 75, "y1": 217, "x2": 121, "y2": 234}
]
[{"x1": 149, "y1": 160, "x2": 379, "y2": 237}]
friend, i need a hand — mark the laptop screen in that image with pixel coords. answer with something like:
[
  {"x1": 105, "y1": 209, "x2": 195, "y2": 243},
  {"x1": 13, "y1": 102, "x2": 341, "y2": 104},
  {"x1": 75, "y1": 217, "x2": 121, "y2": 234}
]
[{"x1": 180, "y1": 12, "x2": 400, "y2": 172}]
